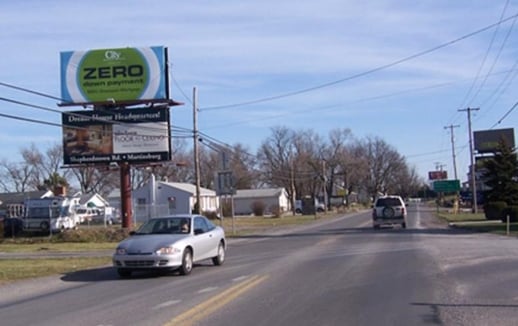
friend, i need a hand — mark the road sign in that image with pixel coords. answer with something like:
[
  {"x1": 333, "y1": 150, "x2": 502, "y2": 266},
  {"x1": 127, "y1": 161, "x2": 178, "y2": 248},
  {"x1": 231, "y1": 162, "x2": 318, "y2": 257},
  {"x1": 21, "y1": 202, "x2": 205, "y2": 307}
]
[
  {"x1": 215, "y1": 170, "x2": 236, "y2": 196},
  {"x1": 433, "y1": 179, "x2": 460, "y2": 192}
]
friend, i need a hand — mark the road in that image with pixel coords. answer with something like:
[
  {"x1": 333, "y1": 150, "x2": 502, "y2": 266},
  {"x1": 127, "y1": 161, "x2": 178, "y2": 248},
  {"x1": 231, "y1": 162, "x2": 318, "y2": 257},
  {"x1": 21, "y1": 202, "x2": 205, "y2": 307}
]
[{"x1": 2, "y1": 203, "x2": 518, "y2": 326}]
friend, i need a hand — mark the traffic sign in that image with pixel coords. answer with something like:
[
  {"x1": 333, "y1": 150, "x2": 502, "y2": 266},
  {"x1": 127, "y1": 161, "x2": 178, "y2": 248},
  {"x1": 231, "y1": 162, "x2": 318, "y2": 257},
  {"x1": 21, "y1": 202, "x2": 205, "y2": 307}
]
[{"x1": 433, "y1": 179, "x2": 460, "y2": 192}]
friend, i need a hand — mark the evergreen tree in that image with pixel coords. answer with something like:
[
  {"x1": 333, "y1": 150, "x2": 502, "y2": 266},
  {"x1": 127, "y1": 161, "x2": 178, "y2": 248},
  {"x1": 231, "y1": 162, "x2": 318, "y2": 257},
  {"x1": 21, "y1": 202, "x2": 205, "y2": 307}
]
[{"x1": 481, "y1": 139, "x2": 518, "y2": 204}]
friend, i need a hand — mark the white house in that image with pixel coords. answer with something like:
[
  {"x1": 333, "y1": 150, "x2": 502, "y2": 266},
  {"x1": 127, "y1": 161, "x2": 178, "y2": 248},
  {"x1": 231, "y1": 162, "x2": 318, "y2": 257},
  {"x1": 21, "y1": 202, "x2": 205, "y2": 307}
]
[
  {"x1": 233, "y1": 188, "x2": 289, "y2": 215},
  {"x1": 131, "y1": 176, "x2": 219, "y2": 222}
]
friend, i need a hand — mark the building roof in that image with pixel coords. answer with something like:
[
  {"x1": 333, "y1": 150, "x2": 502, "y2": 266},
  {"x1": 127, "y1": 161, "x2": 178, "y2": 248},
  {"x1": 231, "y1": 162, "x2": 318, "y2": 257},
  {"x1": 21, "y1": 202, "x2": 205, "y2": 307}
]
[
  {"x1": 0, "y1": 190, "x2": 54, "y2": 206},
  {"x1": 108, "y1": 182, "x2": 217, "y2": 199},
  {"x1": 159, "y1": 182, "x2": 216, "y2": 196},
  {"x1": 234, "y1": 188, "x2": 286, "y2": 199}
]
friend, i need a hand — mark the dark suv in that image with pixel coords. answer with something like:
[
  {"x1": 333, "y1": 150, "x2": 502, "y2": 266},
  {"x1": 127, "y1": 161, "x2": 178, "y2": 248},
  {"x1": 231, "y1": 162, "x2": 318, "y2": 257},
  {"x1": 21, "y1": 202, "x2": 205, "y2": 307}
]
[{"x1": 372, "y1": 195, "x2": 407, "y2": 229}]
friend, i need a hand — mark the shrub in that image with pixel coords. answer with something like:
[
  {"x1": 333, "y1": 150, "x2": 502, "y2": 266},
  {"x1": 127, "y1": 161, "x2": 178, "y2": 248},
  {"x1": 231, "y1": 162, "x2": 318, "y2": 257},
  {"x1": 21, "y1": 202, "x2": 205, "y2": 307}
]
[
  {"x1": 484, "y1": 201, "x2": 508, "y2": 220},
  {"x1": 203, "y1": 210, "x2": 220, "y2": 220},
  {"x1": 251, "y1": 201, "x2": 266, "y2": 216},
  {"x1": 52, "y1": 227, "x2": 131, "y2": 243}
]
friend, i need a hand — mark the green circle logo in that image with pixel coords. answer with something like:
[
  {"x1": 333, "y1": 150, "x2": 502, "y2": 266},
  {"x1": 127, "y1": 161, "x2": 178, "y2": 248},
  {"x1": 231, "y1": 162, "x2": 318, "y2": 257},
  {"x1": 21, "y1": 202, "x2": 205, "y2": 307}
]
[{"x1": 77, "y1": 48, "x2": 149, "y2": 102}]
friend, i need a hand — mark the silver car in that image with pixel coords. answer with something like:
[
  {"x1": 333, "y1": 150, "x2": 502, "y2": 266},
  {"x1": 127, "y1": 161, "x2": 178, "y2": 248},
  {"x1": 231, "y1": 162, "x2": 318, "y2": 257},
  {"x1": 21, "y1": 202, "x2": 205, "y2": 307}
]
[{"x1": 112, "y1": 214, "x2": 226, "y2": 277}]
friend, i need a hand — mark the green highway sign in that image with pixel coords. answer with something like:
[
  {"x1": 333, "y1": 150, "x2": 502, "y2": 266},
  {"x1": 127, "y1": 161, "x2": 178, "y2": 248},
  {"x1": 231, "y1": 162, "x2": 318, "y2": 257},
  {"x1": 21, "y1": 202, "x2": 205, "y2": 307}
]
[{"x1": 433, "y1": 179, "x2": 460, "y2": 192}]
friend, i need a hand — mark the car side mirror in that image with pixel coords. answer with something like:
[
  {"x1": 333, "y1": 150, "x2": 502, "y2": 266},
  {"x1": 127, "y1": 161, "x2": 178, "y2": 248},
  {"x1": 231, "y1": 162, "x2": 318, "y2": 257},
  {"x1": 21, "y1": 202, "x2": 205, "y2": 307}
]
[
  {"x1": 129, "y1": 231, "x2": 136, "y2": 236},
  {"x1": 194, "y1": 228, "x2": 204, "y2": 235}
]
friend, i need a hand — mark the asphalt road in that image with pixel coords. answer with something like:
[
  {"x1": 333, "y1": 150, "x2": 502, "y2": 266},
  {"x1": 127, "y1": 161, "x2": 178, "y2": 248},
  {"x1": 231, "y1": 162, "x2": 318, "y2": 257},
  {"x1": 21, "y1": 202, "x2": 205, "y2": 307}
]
[{"x1": 2, "y1": 204, "x2": 518, "y2": 326}]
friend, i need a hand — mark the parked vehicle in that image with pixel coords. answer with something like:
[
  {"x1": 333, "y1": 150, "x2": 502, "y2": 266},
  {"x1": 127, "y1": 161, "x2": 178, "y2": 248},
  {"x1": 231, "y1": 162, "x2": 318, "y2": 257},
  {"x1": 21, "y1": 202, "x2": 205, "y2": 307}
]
[
  {"x1": 112, "y1": 214, "x2": 226, "y2": 277},
  {"x1": 295, "y1": 199, "x2": 325, "y2": 214},
  {"x1": 22, "y1": 197, "x2": 78, "y2": 232},
  {"x1": 372, "y1": 195, "x2": 407, "y2": 229}
]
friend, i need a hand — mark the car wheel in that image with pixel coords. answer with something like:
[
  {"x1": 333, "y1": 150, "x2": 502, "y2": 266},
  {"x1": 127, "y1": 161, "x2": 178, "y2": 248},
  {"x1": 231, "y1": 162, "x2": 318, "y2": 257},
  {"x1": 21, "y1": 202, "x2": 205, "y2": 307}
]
[
  {"x1": 401, "y1": 222, "x2": 406, "y2": 229},
  {"x1": 179, "y1": 248, "x2": 193, "y2": 275},
  {"x1": 117, "y1": 268, "x2": 132, "y2": 278},
  {"x1": 382, "y1": 207, "x2": 395, "y2": 218},
  {"x1": 295, "y1": 208, "x2": 302, "y2": 214},
  {"x1": 40, "y1": 221, "x2": 50, "y2": 231},
  {"x1": 212, "y1": 242, "x2": 225, "y2": 266}
]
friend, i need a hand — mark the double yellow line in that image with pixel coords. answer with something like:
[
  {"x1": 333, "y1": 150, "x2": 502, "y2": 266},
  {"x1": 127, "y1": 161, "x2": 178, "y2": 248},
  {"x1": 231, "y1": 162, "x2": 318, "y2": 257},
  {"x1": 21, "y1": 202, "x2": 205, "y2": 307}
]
[{"x1": 165, "y1": 274, "x2": 268, "y2": 326}]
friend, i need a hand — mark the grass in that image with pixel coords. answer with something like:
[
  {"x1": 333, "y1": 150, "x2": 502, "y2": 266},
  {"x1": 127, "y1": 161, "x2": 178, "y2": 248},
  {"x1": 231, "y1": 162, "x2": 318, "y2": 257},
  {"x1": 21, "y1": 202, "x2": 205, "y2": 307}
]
[
  {"x1": 0, "y1": 257, "x2": 111, "y2": 285},
  {"x1": 436, "y1": 211, "x2": 518, "y2": 236},
  {"x1": 0, "y1": 211, "x2": 351, "y2": 284}
]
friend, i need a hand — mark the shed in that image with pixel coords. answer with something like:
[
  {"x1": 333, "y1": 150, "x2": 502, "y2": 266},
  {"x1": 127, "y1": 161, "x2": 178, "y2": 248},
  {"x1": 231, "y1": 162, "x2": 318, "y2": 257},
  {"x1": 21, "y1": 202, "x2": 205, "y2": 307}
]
[{"x1": 233, "y1": 188, "x2": 289, "y2": 215}]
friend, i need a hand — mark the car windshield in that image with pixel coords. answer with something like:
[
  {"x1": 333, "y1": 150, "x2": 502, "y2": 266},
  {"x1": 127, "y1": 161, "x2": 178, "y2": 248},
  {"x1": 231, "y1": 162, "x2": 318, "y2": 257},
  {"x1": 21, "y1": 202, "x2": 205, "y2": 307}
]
[{"x1": 135, "y1": 217, "x2": 191, "y2": 235}]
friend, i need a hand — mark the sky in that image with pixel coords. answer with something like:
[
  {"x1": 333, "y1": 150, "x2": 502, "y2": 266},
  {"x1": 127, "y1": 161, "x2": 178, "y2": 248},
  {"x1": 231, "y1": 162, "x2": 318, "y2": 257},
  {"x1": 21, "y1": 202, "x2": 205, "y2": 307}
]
[{"x1": 1, "y1": 0, "x2": 517, "y2": 184}]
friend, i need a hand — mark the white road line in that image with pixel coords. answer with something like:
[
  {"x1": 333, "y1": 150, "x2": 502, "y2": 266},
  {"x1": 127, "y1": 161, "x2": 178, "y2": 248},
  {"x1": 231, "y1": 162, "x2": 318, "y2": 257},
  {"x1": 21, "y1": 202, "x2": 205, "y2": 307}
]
[
  {"x1": 152, "y1": 300, "x2": 182, "y2": 310},
  {"x1": 198, "y1": 286, "x2": 219, "y2": 294}
]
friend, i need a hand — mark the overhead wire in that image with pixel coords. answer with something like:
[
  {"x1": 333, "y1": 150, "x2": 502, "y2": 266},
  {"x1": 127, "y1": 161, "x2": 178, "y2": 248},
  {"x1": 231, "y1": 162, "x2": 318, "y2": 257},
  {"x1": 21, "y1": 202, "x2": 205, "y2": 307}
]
[{"x1": 200, "y1": 12, "x2": 518, "y2": 112}]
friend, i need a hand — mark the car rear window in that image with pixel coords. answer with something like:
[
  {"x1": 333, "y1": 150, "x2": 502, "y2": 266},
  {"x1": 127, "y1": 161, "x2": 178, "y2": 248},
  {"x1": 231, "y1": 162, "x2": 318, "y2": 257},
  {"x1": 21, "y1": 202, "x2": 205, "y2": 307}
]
[{"x1": 376, "y1": 198, "x2": 402, "y2": 207}]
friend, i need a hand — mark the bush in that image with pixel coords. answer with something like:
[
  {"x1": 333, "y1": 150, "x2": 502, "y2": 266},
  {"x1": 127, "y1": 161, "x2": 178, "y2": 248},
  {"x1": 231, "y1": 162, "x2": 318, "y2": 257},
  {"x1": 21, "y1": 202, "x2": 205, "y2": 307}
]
[
  {"x1": 51, "y1": 227, "x2": 131, "y2": 243},
  {"x1": 251, "y1": 201, "x2": 266, "y2": 216},
  {"x1": 203, "y1": 210, "x2": 220, "y2": 220},
  {"x1": 484, "y1": 201, "x2": 508, "y2": 220}
]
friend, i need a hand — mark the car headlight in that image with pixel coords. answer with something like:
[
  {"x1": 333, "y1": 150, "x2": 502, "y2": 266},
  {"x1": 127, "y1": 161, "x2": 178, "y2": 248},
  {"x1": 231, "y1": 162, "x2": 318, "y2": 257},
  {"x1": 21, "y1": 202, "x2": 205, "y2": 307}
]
[
  {"x1": 116, "y1": 247, "x2": 127, "y2": 255},
  {"x1": 156, "y1": 246, "x2": 181, "y2": 255}
]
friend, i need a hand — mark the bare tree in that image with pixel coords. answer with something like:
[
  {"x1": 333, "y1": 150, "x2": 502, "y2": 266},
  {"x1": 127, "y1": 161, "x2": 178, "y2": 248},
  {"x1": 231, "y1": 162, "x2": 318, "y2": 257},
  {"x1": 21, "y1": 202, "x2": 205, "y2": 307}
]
[
  {"x1": 257, "y1": 126, "x2": 297, "y2": 202},
  {"x1": 70, "y1": 165, "x2": 119, "y2": 196},
  {"x1": 0, "y1": 159, "x2": 35, "y2": 192},
  {"x1": 359, "y1": 136, "x2": 407, "y2": 199}
]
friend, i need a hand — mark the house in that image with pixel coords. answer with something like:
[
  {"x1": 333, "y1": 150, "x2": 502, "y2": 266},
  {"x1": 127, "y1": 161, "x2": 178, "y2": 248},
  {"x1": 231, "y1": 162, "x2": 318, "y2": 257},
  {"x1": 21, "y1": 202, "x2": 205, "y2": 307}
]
[
  {"x1": 130, "y1": 176, "x2": 219, "y2": 222},
  {"x1": 232, "y1": 188, "x2": 289, "y2": 215}
]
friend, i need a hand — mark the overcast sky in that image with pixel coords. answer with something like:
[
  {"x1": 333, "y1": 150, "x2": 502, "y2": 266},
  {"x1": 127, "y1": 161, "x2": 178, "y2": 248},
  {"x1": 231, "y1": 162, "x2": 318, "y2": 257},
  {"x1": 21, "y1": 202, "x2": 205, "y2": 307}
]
[{"x1": 1, "y1": 0, "x2": 517, "y2": 183}]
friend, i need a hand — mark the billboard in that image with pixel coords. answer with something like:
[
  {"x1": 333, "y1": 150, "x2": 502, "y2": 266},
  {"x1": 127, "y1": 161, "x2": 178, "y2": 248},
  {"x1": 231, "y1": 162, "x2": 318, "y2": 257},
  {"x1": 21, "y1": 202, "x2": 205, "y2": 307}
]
[
  {"x1": 474, "y1": 128, "x2": 515, "y2": 153},
  {"x1": 60, "y1": 46, "x2": 169, "y2": 106},
  {"x1": 428, "y1": 170, "x2": 447, "y2": 180},
  {"x1": 62, "y1": 108, "x2": 171, "y2": 165}
]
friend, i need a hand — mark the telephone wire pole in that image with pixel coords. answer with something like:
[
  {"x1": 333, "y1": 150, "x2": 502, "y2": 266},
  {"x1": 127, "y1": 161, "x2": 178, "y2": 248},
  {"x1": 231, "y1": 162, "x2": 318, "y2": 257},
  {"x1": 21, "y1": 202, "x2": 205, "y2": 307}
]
[{"x1": 459, "y1": 107, "x2": 479, "y2": 213}]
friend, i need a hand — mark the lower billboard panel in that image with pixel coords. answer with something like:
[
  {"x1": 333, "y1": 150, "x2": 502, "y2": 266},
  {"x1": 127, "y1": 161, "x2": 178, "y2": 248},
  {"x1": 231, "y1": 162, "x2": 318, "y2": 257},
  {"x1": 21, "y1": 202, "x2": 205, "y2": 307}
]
[{"x1": 62, "y1": 108, "x2": 171, "y2": 165}]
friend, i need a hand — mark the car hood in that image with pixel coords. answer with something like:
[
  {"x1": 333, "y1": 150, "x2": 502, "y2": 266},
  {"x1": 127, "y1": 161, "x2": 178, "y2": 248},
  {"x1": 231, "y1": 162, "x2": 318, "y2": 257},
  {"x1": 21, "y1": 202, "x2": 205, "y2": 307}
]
[{"x1": 118, "y1": 234, "x2": 188, "y2": 254}]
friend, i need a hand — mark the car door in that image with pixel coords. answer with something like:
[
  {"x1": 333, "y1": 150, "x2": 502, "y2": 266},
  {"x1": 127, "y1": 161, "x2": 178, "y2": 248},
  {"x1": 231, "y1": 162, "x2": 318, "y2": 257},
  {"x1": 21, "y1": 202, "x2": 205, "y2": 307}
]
[{"x1": 192, "y1": 216, "x2": 219, "y2": 261}]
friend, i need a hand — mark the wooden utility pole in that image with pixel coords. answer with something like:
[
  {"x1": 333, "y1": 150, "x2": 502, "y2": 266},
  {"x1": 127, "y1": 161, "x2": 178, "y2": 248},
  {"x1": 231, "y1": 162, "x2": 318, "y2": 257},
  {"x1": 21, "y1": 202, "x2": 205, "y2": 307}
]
[
  {"x1": 444, "y1": 124, "x2": 460, "y2": 180},
  {"x1": 193, "y1": 87, "x2": 201, "y2": 214},
  {"x1": 459, "y1": 107, "x2": 480, "y2": 213}
]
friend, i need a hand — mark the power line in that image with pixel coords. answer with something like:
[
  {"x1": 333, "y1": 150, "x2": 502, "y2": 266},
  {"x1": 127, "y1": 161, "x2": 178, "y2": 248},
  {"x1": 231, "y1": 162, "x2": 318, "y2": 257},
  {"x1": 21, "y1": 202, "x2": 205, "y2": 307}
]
[
  {"x1": 201, "y1": 12, "x2": 518, "y2": 111},
  {"x1": 490, "y1": 101, "x2": 518, "y2": 128}
]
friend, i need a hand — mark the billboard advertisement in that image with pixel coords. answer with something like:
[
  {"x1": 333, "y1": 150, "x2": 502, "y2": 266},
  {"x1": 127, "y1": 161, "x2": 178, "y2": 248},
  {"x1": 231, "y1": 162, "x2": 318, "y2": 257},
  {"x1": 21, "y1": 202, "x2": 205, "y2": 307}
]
[
  {"x1": 62, "y1": 108, "x2": 171, "y2": 165},
  {"x1": 474, "y1": 128, "x2": 515, "y2": 153},
  {"x1": 428, "y1": 170, "x2": 447, "y2": 180},
  {"x1": 60, "y1": 46, "x2": 169, "y2": 106}
]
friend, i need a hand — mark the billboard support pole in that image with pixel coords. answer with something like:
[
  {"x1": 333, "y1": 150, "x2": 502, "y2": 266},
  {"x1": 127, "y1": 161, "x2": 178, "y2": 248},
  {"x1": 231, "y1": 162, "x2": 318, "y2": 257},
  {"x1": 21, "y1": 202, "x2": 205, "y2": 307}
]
[{"x1": 120, "y1": 162, "x2": 133, "y2": 228}]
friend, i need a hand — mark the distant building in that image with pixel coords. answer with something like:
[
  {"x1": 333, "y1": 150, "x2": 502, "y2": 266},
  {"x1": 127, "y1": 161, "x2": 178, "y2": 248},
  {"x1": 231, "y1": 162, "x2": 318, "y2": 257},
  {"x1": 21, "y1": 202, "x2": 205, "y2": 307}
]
[
  {"x1": 126, "y1": 176, "x2": 219, "y2": 222},
  {"x1": 232, "y1": 188, "x2": 289, "y2": 215}
]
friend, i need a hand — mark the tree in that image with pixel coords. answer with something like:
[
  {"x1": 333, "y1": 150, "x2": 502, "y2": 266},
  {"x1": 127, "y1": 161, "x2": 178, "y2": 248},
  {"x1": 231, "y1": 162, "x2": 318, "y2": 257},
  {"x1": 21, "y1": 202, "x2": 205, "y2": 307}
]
[
  {"x1": 359, "y1": 136, "x2": 407, "y2": 199},
  {"x1": 481, "y1": 140, "x2": 518, "y2": 205}
]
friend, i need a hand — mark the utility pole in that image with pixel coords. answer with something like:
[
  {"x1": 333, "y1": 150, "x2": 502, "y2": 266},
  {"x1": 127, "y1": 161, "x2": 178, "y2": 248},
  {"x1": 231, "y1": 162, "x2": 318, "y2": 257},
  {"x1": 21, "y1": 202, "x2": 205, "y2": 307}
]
[
  {"x1": 193, "y1": 87, "x2": 201, "y2": 214},
  {"x1": 322, "y1": 159, "x2": 328, "y2": 213},
  {"x1": 459, "y1": 107, "x2": 479, "y2": 213},
  {"x1": 434, "y1": 162, "x2": 446, "y2": 171},
  {"x1": 444, "y1": 124, "x2": 460, "y2": 180}
]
